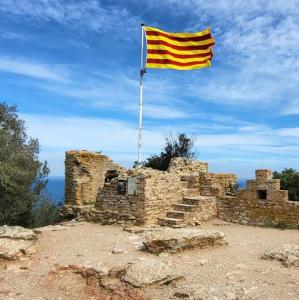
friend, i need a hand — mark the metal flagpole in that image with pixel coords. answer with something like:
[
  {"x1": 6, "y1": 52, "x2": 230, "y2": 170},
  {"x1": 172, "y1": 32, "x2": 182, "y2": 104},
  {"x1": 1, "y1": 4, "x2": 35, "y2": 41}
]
[{"x1": 137, "y1": 23, "x2": 145, "y2": 166}]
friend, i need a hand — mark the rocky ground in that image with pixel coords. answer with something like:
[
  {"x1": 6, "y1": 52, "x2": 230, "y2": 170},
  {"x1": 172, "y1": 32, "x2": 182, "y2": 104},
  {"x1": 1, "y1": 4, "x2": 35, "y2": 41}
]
[{"x1": 0, "y1": 219, "x2": 299, "y2": 300}]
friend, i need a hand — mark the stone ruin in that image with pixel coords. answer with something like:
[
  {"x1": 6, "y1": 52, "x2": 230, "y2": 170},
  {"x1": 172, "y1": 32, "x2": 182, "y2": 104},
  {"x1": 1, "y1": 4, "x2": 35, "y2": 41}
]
[
  {"x1": 64, "y1": 150, "x2": 126, "y2": 205},
  {"x1": 218, "y1": 169, "x2": 299, "y2": 228},
  {"x1": 62, "y1": 150, "x2": 299, "y2": 229},
  {"x1": 63, "y1": 150, "x2": 236, "y2": 226}
]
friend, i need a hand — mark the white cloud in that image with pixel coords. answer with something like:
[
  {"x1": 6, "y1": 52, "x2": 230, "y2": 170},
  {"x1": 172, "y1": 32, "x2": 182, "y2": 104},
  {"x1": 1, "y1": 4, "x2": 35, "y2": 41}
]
[
  {"x1": 143, "y1": 104, "x2": 187, "y2": 119},
  {"x1": 277, "y1": 127, "x2": 299, "y2": 138},
  {"x1": 34, "y1": 69, "x2": 193, "y2": 120},
  {"x1": 21, "y1": 112, "x2": 299, "y2": 176},
  {"x1": 135, "y1": 0, "x2": 299, "y2": 110},
  {"x1": 0, "y1": 0, "x2": 140, "y2": 41},
  {"x1": 0, "y1": 56, "x2": 69, "y2": 82},
  {"x1": 280, "y1": 99, "x2": 299, "y2": 116},
  {"x1": 0, "y1": 31, "x2": 28, "y2": 40}
]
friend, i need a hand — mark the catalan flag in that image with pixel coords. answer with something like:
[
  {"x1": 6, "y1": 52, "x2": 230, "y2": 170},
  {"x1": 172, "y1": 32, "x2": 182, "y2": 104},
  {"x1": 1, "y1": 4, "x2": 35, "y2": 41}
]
[{"x1": 144, "y1": 26, "x2": 215, "y2": 70}]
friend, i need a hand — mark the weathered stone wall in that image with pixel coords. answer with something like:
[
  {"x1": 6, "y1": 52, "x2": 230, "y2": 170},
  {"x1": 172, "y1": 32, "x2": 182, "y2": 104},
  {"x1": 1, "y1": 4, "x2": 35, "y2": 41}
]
[
  {"x1": 183, "y1": 196, "x2": 218, "y2": 225},
  {"x1": 95, "y1": 171, "x2": 146, "y2": 224},
  {"x1": 64, "y1": 154, "x2": 238, "y2": 226},
  {"x1": 199, "y1": 173, "x2": 237, "y2": 196},
  {"x1": 168, "y1": 157, "x2": 208, "y2": 174},
  {"x1": 143, "y1": 170, "x2": 184, "y2": 225},
  {"x1": 217, "y1": 169, "x2": 299, "y2": 229},
  {"x1": 95, "y1": 168, "x2": 185, "y2": 225},
  {"x1": 65, "y1": 150, "x2": 125, "y2": 205}
]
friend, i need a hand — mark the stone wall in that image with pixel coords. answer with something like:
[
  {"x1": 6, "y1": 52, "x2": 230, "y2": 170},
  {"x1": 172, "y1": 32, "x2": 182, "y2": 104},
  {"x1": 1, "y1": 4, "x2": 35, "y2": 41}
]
[
  {"x1": 65, "y1": 150, "x2": 125, "y2": 205},
  {"x1": 95, "y1": 170, "x2": 146, "y2": 224},
  {"x1": 217, "y1": 169, "x2": 299, "y2": 229},
  {"x1": 199, "y1": 173, "x2": 237, "y2": 197},
  {"x1": 183, "y1": 196, "x2": 218, "y2": 225},
  {"x1": 168, "y1": 157, "x2": 208, "y2": 174},
  {"x1": 64, "y1": 154, "x2": 238, "y2": 226},
  {"x1": 95, "y1": 168, "x2": 184, "y2": 225},
  {"x1": 143, "y1": 170, "x2": 184, "y2": 225}
]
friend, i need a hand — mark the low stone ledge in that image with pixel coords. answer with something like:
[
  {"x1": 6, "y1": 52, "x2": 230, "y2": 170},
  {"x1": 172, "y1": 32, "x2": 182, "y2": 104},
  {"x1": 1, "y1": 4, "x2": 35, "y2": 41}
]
[
  {"x1": 262, "y1": 242, "x2": 299, "y2": 267},
  {"x1": 34, "y1": 225, "x2": 70, "y2": 233},
  {"x1": 0, "y1": 225, "x2": 37, "y2": 260},
  {"x1": 53, "y1": 260, "x2": 181, "y2": 290},
  {"x1": 61, "y1": 205, "x2": 138, "y2": 225},
  {"x1": 0, "y1": 225, "x2": 37, "y2": 240},
  {"x1": 123, "y1": 226, "x2": 160, "y2": 234},
  {"x1": 123, "y1": 258, "x2": 183, "y2": 287},
  {"x1": 143, "y1": 228, "x2": 226, "y2": 254}
]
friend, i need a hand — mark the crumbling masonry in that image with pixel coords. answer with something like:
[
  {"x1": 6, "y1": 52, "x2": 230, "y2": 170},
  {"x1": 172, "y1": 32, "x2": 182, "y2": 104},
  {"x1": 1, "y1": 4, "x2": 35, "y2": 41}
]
[
  {"x1": 217, "y1": 169, "x2": 299, "y2": 228},
  {"x1": 63, "y1": 150, "x2": 299, "y2": 229}
]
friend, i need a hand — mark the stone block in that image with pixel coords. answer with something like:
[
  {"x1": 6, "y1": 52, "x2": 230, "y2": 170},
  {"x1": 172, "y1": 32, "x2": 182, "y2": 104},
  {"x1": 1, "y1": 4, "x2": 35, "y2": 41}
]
[
  {"x1": 255, "y1": 169, "x2": 273, "y2": 183},
  {"x1": 123, "y1": 258, "x2": 183, "y2": 287},
  {"x1": 262, "y1": 242, "x2": 299, "y2": 267},
  {"x1": 143, "y1": 228, "x2": 226, "y2": 254}
]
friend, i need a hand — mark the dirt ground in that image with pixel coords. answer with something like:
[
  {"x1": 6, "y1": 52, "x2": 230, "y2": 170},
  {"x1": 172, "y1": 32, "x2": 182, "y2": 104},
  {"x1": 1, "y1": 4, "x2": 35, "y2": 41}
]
[{"x1": 0, "y1": 220, "x2": 298, "y2": 300}]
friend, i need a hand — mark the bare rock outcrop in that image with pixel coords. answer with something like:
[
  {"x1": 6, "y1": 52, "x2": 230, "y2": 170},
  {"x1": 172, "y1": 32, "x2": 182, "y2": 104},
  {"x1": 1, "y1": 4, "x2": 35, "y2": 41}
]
[
  {"x1": 34, "y1": 224, "x2": 69, "y2": 233},
  {"x1": 262, "y1": 242, "x2": 299, "y2": 267},
  {"x1": 0, "y1": 225, "x2": 37, "y2": 260},
  {"x1": 123, "y1": 258, "x2": 182, "y2": 287},
  {"x1": 51, "y1": 263, "x2": 149, "y2": 300},
  {"x1": 59, "y1": 259, "x2": 182, "y2": 289},
  {"x1": 143, "y1": 228, "x2": 226, "y2": 254},
  {"x1": 0, "y1": 225, "x2": 37, "y2": 240}
]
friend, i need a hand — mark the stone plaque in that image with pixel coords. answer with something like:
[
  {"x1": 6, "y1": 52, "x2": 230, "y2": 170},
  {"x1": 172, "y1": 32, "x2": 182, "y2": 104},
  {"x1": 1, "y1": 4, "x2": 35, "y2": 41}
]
[{"x1": 128, "y1": 177, "x2": 137, "y2": 195}]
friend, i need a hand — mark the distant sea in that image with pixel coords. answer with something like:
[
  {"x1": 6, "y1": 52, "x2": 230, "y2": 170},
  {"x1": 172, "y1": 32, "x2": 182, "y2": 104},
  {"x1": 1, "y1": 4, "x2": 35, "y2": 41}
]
[
  {"x1": 45, "y1": 177, "x2": 248, "y2": 206},
  {"x1": 46, "y1": 177, "x2": 64, "y2": 205},
  {"x1": 238, "y1": 179, "x2": 247, "y2": 188}
]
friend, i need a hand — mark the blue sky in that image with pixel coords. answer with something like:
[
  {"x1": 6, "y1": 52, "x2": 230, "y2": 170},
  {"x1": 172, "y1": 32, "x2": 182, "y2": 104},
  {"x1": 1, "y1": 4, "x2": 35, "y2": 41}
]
[{"x1": 1, "y1": 0, "x2": 299, "y2": 178}]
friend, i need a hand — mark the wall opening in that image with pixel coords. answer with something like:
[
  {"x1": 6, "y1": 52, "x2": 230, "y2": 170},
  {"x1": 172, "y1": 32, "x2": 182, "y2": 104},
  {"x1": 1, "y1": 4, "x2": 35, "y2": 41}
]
[
  {"x1": 117, "y1": 180, "x2": 127, "y2": 195},
  {"x1": 257, "y1": 190, "x2": 267, "y2": 200},
  {"x1": 105, "y1": 170, "x2": 119, "y2": 183}
]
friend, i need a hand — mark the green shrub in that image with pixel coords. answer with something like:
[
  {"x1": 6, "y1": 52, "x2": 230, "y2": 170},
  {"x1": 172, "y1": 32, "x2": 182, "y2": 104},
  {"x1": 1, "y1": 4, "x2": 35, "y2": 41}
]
[
  {"x1": 0, "y1": 102, "x2": 52, "y2": 227},
  {"x1": 273, "y1": 168, "x2": 299, "y2": 201},
  {"x1": 32, "y1": 195, "x2": 62, "y2": 228},
  {"x1": 137, "y1": 133, "x2": 198, "y2": 171}
]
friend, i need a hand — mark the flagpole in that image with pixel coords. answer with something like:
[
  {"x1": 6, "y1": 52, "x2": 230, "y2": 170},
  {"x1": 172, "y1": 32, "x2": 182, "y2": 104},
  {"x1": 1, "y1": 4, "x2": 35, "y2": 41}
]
[{"x1": 137, "y1": 23, "x2": 145, "y2": 166}]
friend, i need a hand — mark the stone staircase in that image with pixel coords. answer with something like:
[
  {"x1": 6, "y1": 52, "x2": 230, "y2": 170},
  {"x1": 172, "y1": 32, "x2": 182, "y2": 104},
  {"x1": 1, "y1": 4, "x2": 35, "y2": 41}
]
[{"x1": 158, "y1": 196, "x2": 217, "y2": 228}]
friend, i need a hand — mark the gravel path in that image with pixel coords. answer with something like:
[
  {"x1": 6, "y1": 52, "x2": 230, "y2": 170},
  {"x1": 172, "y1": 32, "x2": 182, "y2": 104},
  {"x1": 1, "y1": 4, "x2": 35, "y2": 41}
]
[{"x1": 0, "y1": 220, "x2": 298, "y2": 299}]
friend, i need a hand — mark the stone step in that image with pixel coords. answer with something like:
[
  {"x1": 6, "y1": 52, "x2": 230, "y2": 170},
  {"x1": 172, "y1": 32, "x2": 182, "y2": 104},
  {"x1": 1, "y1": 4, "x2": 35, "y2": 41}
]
[
  {"x1": 167, "y1": 210, "x2": 185, "y2": 219},
  {"x1": 182, "y1": 188, "x2": 199, "y2": 197},
  {"x1": 173, "y1": 203, "x2": 197, "y2": 212},
  {"x1": 183, "y1": 198, "x2": 201, "y2": 205},
  {"x1": 183, "y1": 196, "x2": 215, "y2": 205},
  {"x1": 158, "y1": 217, "x2": 183, "y2": 228}
]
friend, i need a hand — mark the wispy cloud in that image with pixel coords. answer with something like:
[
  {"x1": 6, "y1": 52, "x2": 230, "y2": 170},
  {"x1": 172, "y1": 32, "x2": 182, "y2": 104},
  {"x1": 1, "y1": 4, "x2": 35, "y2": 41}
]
[
  {"x1": 0, "y1": 31, "x2": 29, "y2": 40},
  {"x1": 22, "y1": 112, "x2": 299, "y2": 176},
  {"x1": 32, "y1": 68, "x2": 194, "y2": 120},
  {"x1": 0, "y1": 56, "x2": 69, "y2": 82},
  {"x1": 280, "y1": 99, "x2": 299, "y2": 116},
  {"x1": 21, "y1": 112, "x2": 164, "y2": 174},
  {"x1": 143, "y1": 104, "x2": 187, "y2": 119},
  {"x1": 137, "y1": 0, "x2": 299, "y2": 111},
  {"x1": 277, "y1": 127, "x2": 299, "y2": 138},
  {"x1": 0, "y1": 0, "x2": 140, "y2": 41}
]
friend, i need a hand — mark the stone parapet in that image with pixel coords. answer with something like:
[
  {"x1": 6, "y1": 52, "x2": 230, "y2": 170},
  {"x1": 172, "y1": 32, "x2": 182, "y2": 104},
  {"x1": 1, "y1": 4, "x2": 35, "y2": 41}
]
[
  {"x1": 256, "y1": 169, "x2": 273, "y2": 183},
  {"x1": 198, "y1": 173, "x2": 237, "y2": 197},
  {"x1": 217, "y1": 169, "x2": 299, "y2": 229},
  {"x1": 64, "y1": 150, "x2": 125, "y2": 205},
  {"x1": 168, "y1": 157, "x2": 208, "y2": 174}
]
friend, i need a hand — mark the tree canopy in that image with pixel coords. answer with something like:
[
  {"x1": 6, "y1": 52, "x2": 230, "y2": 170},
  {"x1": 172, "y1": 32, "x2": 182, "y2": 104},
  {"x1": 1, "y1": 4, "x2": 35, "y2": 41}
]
[
  {"x1": 273, "y1": 168, "x2": 299, "y2": 201},
  {"x1": 141, "y1": 133, "x2": 198, "y2": 171},
  {"x1": 0, "y1": 102, "x2": 50, "y2": 226}
]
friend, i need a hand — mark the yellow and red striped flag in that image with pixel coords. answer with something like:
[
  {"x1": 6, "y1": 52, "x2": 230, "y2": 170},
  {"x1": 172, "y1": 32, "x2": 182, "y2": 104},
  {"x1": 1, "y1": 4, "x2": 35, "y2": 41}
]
[{"x1": 144, "y1": 26, "x2": 215, "y2": 70}]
